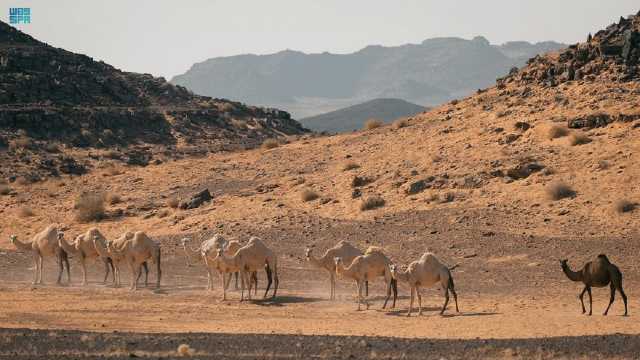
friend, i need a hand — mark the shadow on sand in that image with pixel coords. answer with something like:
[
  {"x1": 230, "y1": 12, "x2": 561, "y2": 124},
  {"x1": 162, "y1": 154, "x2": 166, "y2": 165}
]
[{"x1": 250, "y1": 295, "x2": 324, "y2": 307}]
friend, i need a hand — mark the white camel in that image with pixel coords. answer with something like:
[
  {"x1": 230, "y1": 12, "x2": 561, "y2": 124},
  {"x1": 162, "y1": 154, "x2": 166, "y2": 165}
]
[
  {"x1": 10, "y1": 225, "x2": 70, "y2": 285},
  {"x1": 390, "y1": 252, "x2": 459, "y2": 316},
  {"x1": 305, "y1": 241, "x2": 368, "y2": 300},
  {"x1": 58, "y1": 227, "x2": 115, "y2": 285}
]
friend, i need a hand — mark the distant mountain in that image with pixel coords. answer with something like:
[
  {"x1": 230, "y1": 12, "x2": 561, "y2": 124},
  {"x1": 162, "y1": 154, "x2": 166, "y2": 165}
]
[
  {"x1": 0, "y1": 21, "x2": 306, "y2": 179},
  {"x1": 171, "y1": 37, "x2": 566, "y2": 118},
  {"x1": 300, "y1": 98, "x2": 426, "y2": 133}
]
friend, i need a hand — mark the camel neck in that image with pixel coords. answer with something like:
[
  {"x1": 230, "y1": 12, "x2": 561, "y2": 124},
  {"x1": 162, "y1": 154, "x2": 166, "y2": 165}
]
[
  {"x1": 561, "y1": 264, "x2": 583, "y2": 282},
  {"x1": 11, "y1": 237, "x2": 32, "y2": 251},
  {"x1": 307, "y1": 252, "x2": 325, "y2": 269}
]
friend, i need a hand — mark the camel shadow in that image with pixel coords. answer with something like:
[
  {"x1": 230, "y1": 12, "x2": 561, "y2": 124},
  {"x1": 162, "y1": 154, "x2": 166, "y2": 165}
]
[
  {"x1": 383, "y1": 306, "x2": 442, "y2": 316},
  {"x1": 441, "y1": 311, "x2": 499, "y2": 318},
  {"x1": 250, "y1": 296, "x2": 323, "y2": 307}
]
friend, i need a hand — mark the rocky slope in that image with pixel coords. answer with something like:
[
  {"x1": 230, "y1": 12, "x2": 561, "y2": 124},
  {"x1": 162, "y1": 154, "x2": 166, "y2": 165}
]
[
  {"x1": 300, "y1": 98, "x2": 426, "y2": 133},
  {"x1": 171, "y1": 37, "x2": 565, "y2": 118},
  {"x1": 0, "y1": 21, "x2": 307, "y2": 181}
]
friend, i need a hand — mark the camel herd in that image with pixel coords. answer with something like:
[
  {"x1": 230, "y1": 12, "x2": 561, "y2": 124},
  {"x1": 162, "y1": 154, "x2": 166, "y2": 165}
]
[{"x1": 8, "y1": 225, "x2": 629, "y2": 316}]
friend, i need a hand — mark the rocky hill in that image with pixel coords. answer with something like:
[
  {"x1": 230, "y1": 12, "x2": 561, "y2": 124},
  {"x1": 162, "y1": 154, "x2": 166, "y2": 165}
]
[
  {"x1": 300, "y1": 98, "x2": 426, "y2": 133},
  {"x1": 0, "y1": 21, "x2": 307, "y2": 181},
  {"x1": 171, "y1": 37, "x2": 565, "y2": 118}
]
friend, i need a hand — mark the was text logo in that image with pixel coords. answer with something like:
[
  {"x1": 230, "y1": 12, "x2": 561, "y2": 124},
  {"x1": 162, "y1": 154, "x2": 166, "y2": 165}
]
[{"x1": 9, "y1": 8, "x2": 30, "y2": 24}]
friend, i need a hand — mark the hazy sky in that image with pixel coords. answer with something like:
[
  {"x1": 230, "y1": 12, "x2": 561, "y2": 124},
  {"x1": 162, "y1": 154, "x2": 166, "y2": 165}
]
[{"x1": 3, "y1": 1, "x2": 639, "y2": 79}]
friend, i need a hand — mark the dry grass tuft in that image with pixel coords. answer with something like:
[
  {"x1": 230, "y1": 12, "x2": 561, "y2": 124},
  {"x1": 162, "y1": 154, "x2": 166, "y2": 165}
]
[
  {"x1": 167, "y1": 197, "x2": 180, "y2": 209},
  {"x1": 261, "y1": 138, "x2": 280, "y2": 150},
  {"x1": 18, "y1": 206, "x2": 34, "y2": 217},
  {"x1": 548, "y1": 125, "x2": 569, "y2": 139},
  {"x1": 106, "y1": 193, "x2": 122, "y2": 205},
  {"x1": 546, "y1": 182, "x2": 576, "y2": 200},
  {"x1": 342, "y1": 162, "x2": 360, "y2": 171},
  {"x1": 177, "y1": 344, "x2": 193, "y2": 357},
  {"x1": 0, "y1": 184, "x2": 11, "y2": 195},
  {"x1": 394, "y1": 118, "x2": 410, "y2": 129},
  {"x1": 75, "y1": 192, "x2": 106, "y2": 222},
  {"x1": 301, "y1": 188, "x2": 320, "y2": 202},
  {"x1": 569, "y1": 133, "x2": 592, "y2": 146},
  {"x1": 615, "y1": 199, "x2": 636, "y2": 213},
  {"x1": 360, "y1": 196, "x2": 385, "y2": 211},
  {"x1": 363, "y1": 119, "x2": 383, "y2": 130}
]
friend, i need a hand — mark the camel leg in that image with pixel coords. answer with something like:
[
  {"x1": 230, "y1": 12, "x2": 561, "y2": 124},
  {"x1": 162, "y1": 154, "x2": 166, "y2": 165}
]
[
  {"x1": 221, "y1": 272, "x2": 227, "y2": 300},
  {"x1": 102, "y1": 258, "x2": 113, "y2": 284},
  {"x1": 251, "y1": 272, "x2": 258, "y2": 296},
  {"x1": 330, "y1": 272, "x2": 335, "y2": 300},
  {"x1": 612, "y1": 273, "x2": 629, "y2": 316},
  {"x1": 450, "y1": 286, "x2": 459, "y2": 313},
  {"x1": 155, "y1": 250, "x2": 162, "y2": 289},
  {"x1": 136, "y1": 262, "x2": 149, "y2": 287},
  {"x1": 129, "y1": 261, "x2": 139, "y2": 291},
  {"x1": 365, "y1": 280, "x2": 369, "y2": 297},
  {"x1": 382, "y1": 278, "x2": 392, "y2": 309},
  {"x1": 56, "y1": 253, "x2": 63, "y2": 285},
  {"x1": 81, "y1": 255, "x2": 88, "y2": 286},
  {"x1": 31, "y1": 253, "x2": 39, "y2": 285},
  {"x1": 240, "y1": 270, "x2": 248, "y2": 301},
  {"x1": 392, "y1": 278, "x2": 398, "y2": 308},
  {"x1": 356, "y1": 280, "x2": 362, "y2": 311},
  {"x1": 441, "y1": 283, "x2": 450, "y2": 315},
  {"x1": 273, "y1": 269, "x2": 279, "y2": 299},
  {"x1": 417, "y1": 286, "x2": 423, "y2": 316},
  {"x1": 37, "y1": 254, "x2": 43, "y2": 284},
  {"x1": 604, "y1": 283, "x2": 616, "y2": 316},
  {"x1": 235, "y1": 272, "x2": 239, "y2": 290},
  {"x1": 407, "y1": 286, "x2": 414, "y2": 317},
  {"x1": 587, "y1": 287, "x2": 593, "y2": 316},
  {"x1": 619, "y1": 287, "x2": 629, "y2": 317},
  {"x1": 263, "y1": 265, "x2": 273, "y2": 299},
  {"x1": 579, "y1": 286, "x2": 587, "y2": 314},
  {"x1": 63, "y1": 251, "x2": 71, "y2": 284}
]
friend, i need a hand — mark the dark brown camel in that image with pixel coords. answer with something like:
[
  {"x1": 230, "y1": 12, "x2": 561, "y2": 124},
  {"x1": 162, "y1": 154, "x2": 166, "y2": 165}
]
[{"x1": 560, "y1": 254, "x2": 628, "y2": 316}]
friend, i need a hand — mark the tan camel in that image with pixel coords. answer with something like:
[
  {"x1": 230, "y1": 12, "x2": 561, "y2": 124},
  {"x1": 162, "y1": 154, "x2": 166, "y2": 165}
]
[
  {"x1": 209, "y1": 248, "x2": 258, "y2": 300},
  {"x1": 390, "y1": 252, "x2": 459, "y2": 316},
  {"x1": 305, "y1": 241, "x2": 368, "y2": 300},
  {"x1": 58, "y1": 227, "x2": 115, "y2": 285},
  {"x1": 182, "y1": 235, "x2": 247, "y2": 290},
  {"x1": 9, "y1": 225, "x2": 70, "y2": 285},
  {"x1": 334, "y1": 247, "x2": 397, "y2": 311},
  {"x1": 560, "y1": 254, "x2": 628, "y2": 316},
  {"x1": 217, "y1": 237, "x2": 279, "y2": 300},
  {"x1": 94, "y1": 231, "x2": 161, "y2": 290}
]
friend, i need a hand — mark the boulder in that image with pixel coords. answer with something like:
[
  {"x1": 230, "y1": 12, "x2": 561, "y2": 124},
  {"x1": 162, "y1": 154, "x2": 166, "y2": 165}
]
[
  {"x1": 567, "y1": 113, "x2": 612, "y2": 129},
  {"x1": 179, "y1": 189, "x2": 213, "y2": 210},
  {"x1": 404, "y1": 176, "x2": 435, "y2": 195},
  {"x1": 506, "y1": 163, "x2": 544, "y2": 180}
]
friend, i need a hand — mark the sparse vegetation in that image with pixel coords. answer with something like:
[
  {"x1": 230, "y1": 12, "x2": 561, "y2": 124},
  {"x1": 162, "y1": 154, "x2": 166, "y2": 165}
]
[
  {"x1": 352, "y1": 175, "x2": 374, "y2": 188},
  {"x1": 597, "y1": 160, "x2": 610, "y2": 170},
  {"x1": 342, "y1": 162, "x2": 360, "y2": 171},
  {"x1": 0, "y1": 185, "x2": 11, "y2": 195},
  {"x1": 261, "y1": 138, "x2": 280, "y2": 149},
  {"x1": 106, "y1": 193, "x2": 122, "y2": 205},
  {"x1": 45, "y1": 142, "x2": 60, "y2": 153},
  {"x1": 75, "y1": 192, "x2": 106, "y2": 222},
  {"x1": 569, "y1": 133, "x2": 592, "y2": 146},
  {"x1": 9, "y1": 137, "x2": 32, "y2": 151},
  {"x1": 157, "y1": 209, "x2": 170, "y2": 218},
  {"x1": 18, "y1": 206, "x2": 34, "y2": 217},
  {"x1": 301, "y1": 188, "x2": 319, "y2": 202},
  {"x1": 548, "y1": 125, "x2": 569, "y2": 139},
  {"x1": 363, "y1": 119, "x2": 383, "y2": 130},
  {"x1": 547, "y1": 182, "x2": 576, "y2": 200},
  {"x1": 360, "y1": 195, "x2": 385, "y2": 211},
  {"x1": 167, "y1": 197, "x2": 180, "y2": 209},
  {"x1": 615, "y1": 199, "x2": 636, "y2": 213},
  {"x1": 394, "y1": 118, "x2": 410, "y2": 129}
]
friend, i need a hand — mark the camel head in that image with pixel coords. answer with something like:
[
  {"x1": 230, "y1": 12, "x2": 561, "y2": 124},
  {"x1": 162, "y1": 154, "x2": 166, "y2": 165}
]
[
  {"x1": 333, "y1": 257, "x2": 343, "y2": 267},
  {"x1": 305, "y1": 248, "x2": 312, "y2": 259},
  {"x1": 180, "y1": 238, "x2": 189, "y2": 247},
  {"x1": 559, "y1": 259, "x2": 568, "y2": 268},
  {"x1": 9, "y1": 235, "x2": 17, "y2": 244},
  {"x1": 215, "y1": 248, "x2": 224, "y2": 258}
]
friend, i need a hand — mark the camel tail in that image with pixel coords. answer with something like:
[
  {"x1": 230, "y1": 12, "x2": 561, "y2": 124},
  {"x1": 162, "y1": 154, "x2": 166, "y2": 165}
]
[{"x1": 448, "y1": 273, "x2": 455, "y2": 291}]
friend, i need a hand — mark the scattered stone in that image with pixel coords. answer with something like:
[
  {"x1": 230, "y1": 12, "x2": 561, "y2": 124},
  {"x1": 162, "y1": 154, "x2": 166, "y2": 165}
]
[{"x1": 179, "y1": 189, "x2": 213, "y2": 210}]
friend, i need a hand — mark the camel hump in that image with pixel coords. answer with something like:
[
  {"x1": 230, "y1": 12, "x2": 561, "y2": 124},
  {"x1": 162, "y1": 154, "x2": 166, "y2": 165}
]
[
  {"x1": 597, "y1": 254, "x2": 610, "y2": 263},
  {"x1": 364, "y1": 246, "x2": 385, "y2": 255}
]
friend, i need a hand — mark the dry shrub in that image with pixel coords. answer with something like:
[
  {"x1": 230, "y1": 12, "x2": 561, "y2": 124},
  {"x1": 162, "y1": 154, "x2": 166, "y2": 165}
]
[
  {"x1": 440, "y1": 192, "x2": 455, "y2": 203},
  {"x1": 9, "y1": 137, "x2": 31, "y2": 150},
  {"x1": 261, "y1": 138, "x2": 279, "y2": 150},
  {"x1": 394, "y1": 118, "x2": 410, "y2": 129},
  {"x1": 106, "y1": 193, "x2": 122, "y2": 205},
  {"x1": 352, "y1": 176, "x2": 374, "y2": 188},
  {"x1": 360, "y1": 196, "x2": 385, "y2": 211},
  {"x1": 0, "y1": 184, "x2": 11, "y2": 195},
  {"x1": 16, "y1": 176, "x2": 31, "y2": 186},
  {"x1": 363, "y1": 119, "x2": 383, "y2": 130},
  {"x1": 157, "y1": 209, "x2": 170, "y2": 218},
  {"x1": 342, "y1": 162, "x2": 360, "y2": 171},
  {"x1": 597, "y1": 160, "x2": 610, "y2": 170},
  {"x1": 167, "y1": 197, "x2": 180, "y2": 209},
  {"x1": 18, "y1": 206, "x2": 34, "y2": 217},
  {"x1": 546, "y1": 182, "x2": 575, "y2": 200},
  {"x1": 177, "y1": 344, "x2": 193, "y2": 357},
  {"x1": 548, "y1": 125, "x2": 569, "y2": 139},
  {"x1": 569, "y1": 133, "x2": 592, "y2": 146},
  {"x1": 45, "y1": 142, "x2": 60, "y2": 153},
  {"x1": 615, "y1": 199, "x2": 636, "y2": 213},
  {"x1": 75, "y1": 192, "x2": 106, "y2": 222},
  {"x1": 300, "y1": 188, "x2": 319, "y2": 202}
]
